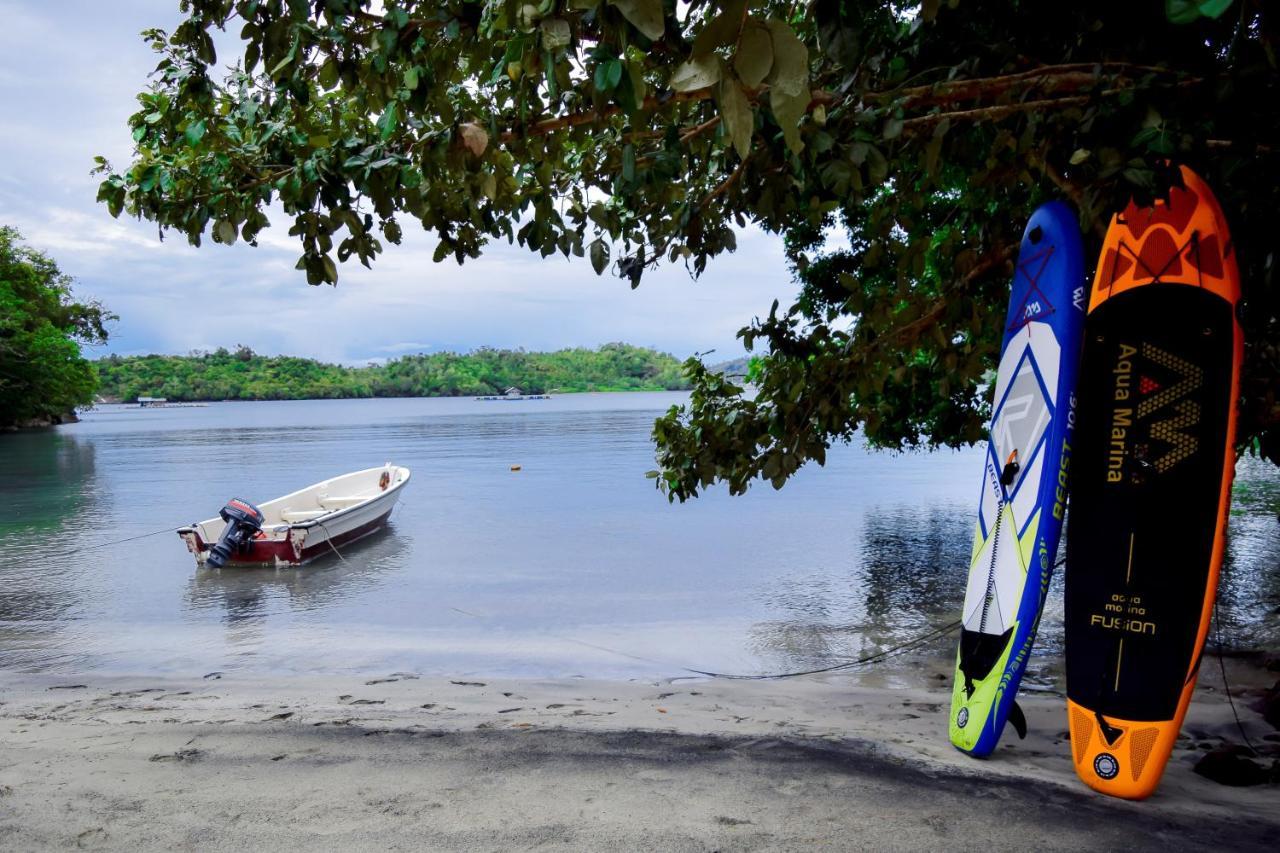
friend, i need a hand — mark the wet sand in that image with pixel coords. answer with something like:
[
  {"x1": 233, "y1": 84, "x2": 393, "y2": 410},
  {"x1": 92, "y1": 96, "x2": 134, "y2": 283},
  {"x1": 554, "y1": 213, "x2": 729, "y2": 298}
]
[{"x1": 1, "y1": 656, "x2": 1276, "y2": 851}]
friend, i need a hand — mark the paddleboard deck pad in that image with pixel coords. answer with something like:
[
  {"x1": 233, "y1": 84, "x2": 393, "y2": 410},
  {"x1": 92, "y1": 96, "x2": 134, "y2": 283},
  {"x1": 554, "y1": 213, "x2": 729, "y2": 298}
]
[
  {"x1": 1064, "y1": 166, "x2": 1243, "y2": 799},
  {"x1": 950, "y1": 201, "x2": 1085, "y2": 756}
]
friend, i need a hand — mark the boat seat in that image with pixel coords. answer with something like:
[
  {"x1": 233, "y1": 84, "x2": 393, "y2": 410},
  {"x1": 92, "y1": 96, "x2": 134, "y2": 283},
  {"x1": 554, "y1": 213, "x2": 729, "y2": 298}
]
[
  {"x1": 280, "y1": 508, "x2": 329, "y2": 523},
  {"x1": 317, "y1": 495, "x2": 367, "y2": 510}
]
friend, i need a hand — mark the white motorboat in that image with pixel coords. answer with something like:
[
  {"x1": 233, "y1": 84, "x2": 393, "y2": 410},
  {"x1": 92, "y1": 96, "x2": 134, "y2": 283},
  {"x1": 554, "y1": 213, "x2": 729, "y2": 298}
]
[{"x1": 178, "y1": 464, "x2": 410, "y2": 568}]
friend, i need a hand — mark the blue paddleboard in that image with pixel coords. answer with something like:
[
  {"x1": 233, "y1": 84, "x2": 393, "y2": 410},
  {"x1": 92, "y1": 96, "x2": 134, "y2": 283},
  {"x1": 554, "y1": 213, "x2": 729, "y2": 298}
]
[{"x1": 949, "y1": 201, "x2": 1086, "y2": 756}]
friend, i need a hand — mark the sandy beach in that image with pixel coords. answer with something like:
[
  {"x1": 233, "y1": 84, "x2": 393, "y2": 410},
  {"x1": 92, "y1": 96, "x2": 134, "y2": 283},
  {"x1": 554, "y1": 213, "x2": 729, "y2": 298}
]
[{"x1": 2, "y1": 654, "x2": 1276, "y2": 851}]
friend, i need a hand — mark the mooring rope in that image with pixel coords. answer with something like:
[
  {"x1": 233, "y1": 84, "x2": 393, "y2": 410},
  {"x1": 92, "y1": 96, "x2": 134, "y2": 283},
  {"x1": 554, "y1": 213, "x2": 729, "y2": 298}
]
[
  {"x1": 1213, "y1": 598, "x2": 1258, "y2": 753},
  {"x1": 314, "y1": 520, "x2": 348, "y2": 563},
  {"x1": 81, "y1": 526, "x2": 177, "y2": 550},
  {"x1": 682, "y1": 619, "x2": 963, "y2": 680}
]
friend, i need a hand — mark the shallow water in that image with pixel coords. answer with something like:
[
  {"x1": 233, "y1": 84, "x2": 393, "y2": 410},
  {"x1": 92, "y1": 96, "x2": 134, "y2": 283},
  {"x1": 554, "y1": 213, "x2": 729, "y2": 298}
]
[{"x1": 0, "y1": 394, "x2": 1275, "y2": 682}]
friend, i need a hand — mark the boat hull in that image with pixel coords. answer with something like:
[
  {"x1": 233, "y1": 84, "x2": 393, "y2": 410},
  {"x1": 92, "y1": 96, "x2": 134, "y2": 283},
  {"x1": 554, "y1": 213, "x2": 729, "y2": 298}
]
[{"x1": 180, "y1": 507, "x2": 395, "y2": 567}]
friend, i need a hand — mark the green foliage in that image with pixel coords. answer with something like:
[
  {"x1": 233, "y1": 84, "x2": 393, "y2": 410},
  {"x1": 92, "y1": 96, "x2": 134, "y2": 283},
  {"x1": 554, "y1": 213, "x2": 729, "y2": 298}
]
[
  {"x1": 651, "y1": 1, "x2": 1280, "y2": 499},
  {"x1": 93, "y1": 343, "x2": 688, "y2": 402},
  {"x1": 0, "y1": 228, "x2": 113, "y2": 427},
  {"x1": 101, "y1": 2, "x2": 1278, "y2": 499},
  {"x1": 96, "y1": 0, "x2": 812, "y2": 285}
]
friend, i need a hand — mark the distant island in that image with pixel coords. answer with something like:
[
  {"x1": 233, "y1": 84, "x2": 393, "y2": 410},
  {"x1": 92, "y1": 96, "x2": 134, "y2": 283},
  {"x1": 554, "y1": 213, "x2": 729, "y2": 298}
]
[
  {"x1": 708, "y1": 355, "x2": 754, "y2": 380},
  {"x1": 93, "y1": 344, "x2": 691, "y2": 403}
]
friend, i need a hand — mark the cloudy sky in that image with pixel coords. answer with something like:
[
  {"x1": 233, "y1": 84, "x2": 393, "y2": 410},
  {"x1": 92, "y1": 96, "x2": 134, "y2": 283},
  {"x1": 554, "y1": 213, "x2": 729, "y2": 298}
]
[{"x1": 0, "y1": 1, "x2": 799, "y2": 364}]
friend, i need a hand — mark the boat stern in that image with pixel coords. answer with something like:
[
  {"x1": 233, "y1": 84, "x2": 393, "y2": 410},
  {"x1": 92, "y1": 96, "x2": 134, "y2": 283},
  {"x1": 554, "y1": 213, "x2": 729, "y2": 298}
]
[
  {"x1": 177, "y1": 526, "x2": 209, "y2": 564},
  {"x1": 178, "y1": 524, "x2": 306, "y2": 568}
]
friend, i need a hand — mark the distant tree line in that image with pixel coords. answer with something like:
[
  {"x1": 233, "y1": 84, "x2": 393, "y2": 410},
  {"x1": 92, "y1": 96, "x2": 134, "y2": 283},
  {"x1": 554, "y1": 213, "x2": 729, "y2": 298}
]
[{"x1": 93, "y1": 343, "x2": 690, "y2": 402}]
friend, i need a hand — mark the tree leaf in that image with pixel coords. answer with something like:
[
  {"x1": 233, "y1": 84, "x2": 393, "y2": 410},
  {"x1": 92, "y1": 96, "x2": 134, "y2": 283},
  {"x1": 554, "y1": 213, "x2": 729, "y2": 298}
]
[
  {"x1": 214, "y1": 220, "x2": 237, "y2": 245},
  {"x1": 765, "y1": 20, "x2": 808, "y2": 96},
  {"x1": 614, "y1": 66, "x2": 640, "y2": 112},
  {"x1": 923, "y1": 133, "x2": 943, "y2": 176},
  {"x1": 732, "y1": 23, "x2": 773, "y2": 89},
  {"x1": 1069, "y1": 148, "x2": 1091, "y2": 165},
  {"x1": 1165, "y1": 0, "x2": 1199, "y2": 24},
  {"x1": 627, "y1": 61, "x2": 648, "y2": 106},
  {"x1": 866, "y1": 145, "x2": 888, "y2": 185},
  {"x1": 1165, "y1": 0, "x2": 1233, "y2": 23},
  {"x1": 764, "y1": 19, "x2": 809, "y2": 153},
  {"x1": 622, "y1": 143, "x2": 636, "y2": 181},
  {"x1": 692, "y1": 0, "x2": 748, "y2": 57},
  {"x1": 610, "y1": 0, "x2": 665, "y2": 41},
  {"x1": 670, "y1": 55, "x2": 721, "y2": 92},
  {"x1": 595, "y1": 59, "x2": 624, "y2": 92},
  {"x1": 377, "y1": 102, "x2": 399, "y2": 141},
  {"x1": 540, "y1": 18, "x2": 572, "y2": 50},
  {"x1": 184, "y1": 119, "x2": 206, "y2": 146},
  {"x1": 459, "y1": 122, "x2": 489, "y2": 156},
  {"x1": 1197, "y1": 0, "x2": 1235, "y2": 18},
  {"x1": 718, "y1": 76, "x2": 753, "y2": 159},
  {"x1": 589, "y1": 237, "x2": 610, "y2": 274},
  {"x1": 318, "y1": 58, "x2": 339, "y2": 89}
]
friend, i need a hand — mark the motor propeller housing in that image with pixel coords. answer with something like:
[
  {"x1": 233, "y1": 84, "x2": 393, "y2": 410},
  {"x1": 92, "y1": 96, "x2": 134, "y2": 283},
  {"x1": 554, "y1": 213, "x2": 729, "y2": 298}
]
[{"x1": 206, "y1": 498, "x2": 264, "y2": 568}]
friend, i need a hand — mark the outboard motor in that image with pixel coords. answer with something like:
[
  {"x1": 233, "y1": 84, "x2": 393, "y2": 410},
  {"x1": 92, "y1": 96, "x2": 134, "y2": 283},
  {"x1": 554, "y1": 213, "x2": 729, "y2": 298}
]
[{"x1": 206, "y1": 498, "x2": 265, "y2": 568}]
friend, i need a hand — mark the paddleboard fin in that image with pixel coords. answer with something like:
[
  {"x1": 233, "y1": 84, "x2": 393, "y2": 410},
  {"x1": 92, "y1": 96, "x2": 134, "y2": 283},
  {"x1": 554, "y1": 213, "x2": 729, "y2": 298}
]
[{"x1": 1008, "y1": 701, "x2": 1028, "y2": 740}]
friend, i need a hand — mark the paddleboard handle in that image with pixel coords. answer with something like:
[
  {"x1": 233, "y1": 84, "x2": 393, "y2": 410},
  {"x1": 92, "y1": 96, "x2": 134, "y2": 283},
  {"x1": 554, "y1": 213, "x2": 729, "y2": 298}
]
[{"x1": 1000, "y1": 450, "x2": 1020, "y2": 487}]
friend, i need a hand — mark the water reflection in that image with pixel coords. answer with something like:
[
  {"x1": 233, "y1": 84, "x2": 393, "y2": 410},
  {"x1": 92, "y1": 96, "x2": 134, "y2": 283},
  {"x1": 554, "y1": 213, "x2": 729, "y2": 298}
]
[
  {"x1": 185, "y1": 529, "x2": 405, "y2": 623},
  {"x1": 0, "y1": 431, "x2": 100, "y2": 538},
  {"x1": 1219, "y1": 456, "x2": 1280, "y2": 646},
  {"x1": 859, "y1": 504, "x2": 970, "y2": 630},
  {"x1": 745, "y1": 503, "x2": 971, "y2": 671},
  {"x1": 744, "y1": 458, "x2": 1279, "y2": 683},
  {"x1": 0, "y1": 433, "x2": 101, "y2": 668}
]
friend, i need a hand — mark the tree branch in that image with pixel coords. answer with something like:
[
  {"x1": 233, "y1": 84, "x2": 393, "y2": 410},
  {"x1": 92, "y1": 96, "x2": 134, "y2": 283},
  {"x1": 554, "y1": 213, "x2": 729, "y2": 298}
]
[
  {"x1": 880, "y1": 62, "x2": 1189, "y2": 108},
  {"x1": 1206, "y1": 138, "x2": 1275, "y2": 152},
  {"x1": 680, "y1": 115, "x2": 722, "y2": 144},
  {"x1": 498, "y1": 63, "x2": 1188, "y2": 146},
  {"x1": 860, "y1": 244, "x2": 1017, "y2": 357},
  {"x1": 700, "y1": 155, "x2": 750, "y2": 208},
  {"x1": 498, "y1": 90, "x2": 709, "y2": 142},
  {"x1": 900, "y1": 94, "x2": 1092, "y2": 132}
]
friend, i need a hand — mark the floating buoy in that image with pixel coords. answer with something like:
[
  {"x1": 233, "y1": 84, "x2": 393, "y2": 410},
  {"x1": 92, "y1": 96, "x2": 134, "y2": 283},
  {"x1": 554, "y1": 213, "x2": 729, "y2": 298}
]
[{"x1": 510, "y1": 465, "x2": 522, "y2": 472}]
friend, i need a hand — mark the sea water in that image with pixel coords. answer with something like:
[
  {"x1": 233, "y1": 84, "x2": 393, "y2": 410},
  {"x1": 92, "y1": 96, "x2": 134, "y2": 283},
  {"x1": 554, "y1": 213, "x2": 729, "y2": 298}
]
[{"x1": 0, "y1": 394, "x2": 1275, "y2": 682}]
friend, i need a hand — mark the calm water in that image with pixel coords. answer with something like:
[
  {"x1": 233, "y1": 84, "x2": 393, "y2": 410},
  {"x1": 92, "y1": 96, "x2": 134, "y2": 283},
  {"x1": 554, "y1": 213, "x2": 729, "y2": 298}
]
[{"x1": 0, "y1": 394, "x2": 1276, "y2": 682}]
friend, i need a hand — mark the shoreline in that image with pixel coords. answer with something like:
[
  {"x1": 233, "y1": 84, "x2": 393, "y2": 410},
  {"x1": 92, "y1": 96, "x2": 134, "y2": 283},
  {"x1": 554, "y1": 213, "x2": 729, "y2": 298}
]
[
  {"x1": 79, "y1": 389, "x2": 690, "y2": 408},
  {"x1": 0, "y1": 411, "x2": 78, "y2": 431},
  {"x1": 3, "y1": 665, "x2": 1275, "y2": 850}
]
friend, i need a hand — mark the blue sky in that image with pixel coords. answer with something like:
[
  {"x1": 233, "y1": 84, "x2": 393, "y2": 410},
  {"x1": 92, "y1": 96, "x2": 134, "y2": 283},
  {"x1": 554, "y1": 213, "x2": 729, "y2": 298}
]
[{"x1": 0, "y1": 1, "x2": 799, "y2": 364}]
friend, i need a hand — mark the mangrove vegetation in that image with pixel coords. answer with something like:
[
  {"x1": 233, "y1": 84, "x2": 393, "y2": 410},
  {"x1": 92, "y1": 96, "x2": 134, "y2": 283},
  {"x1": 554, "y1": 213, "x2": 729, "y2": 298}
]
[{"x1": 0, "y1": 227, "x2": 112, "y2": 429}]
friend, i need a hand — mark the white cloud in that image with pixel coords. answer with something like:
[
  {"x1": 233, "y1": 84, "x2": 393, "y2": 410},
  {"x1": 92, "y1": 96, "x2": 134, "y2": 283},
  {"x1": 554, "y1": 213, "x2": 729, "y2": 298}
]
[
  {"x1": 375, "y1": 342, "x2": 434, "y2": 353},
  {"x1": 0, "y1": 0, "x2": 799, "y2": 364}
]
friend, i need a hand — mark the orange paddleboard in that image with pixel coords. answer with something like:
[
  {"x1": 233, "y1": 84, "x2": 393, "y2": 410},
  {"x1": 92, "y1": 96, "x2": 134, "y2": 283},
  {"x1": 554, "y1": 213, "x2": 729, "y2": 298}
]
[{"x1": 1064, "y1": 165, "x2": 1243, "y2": 799}]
